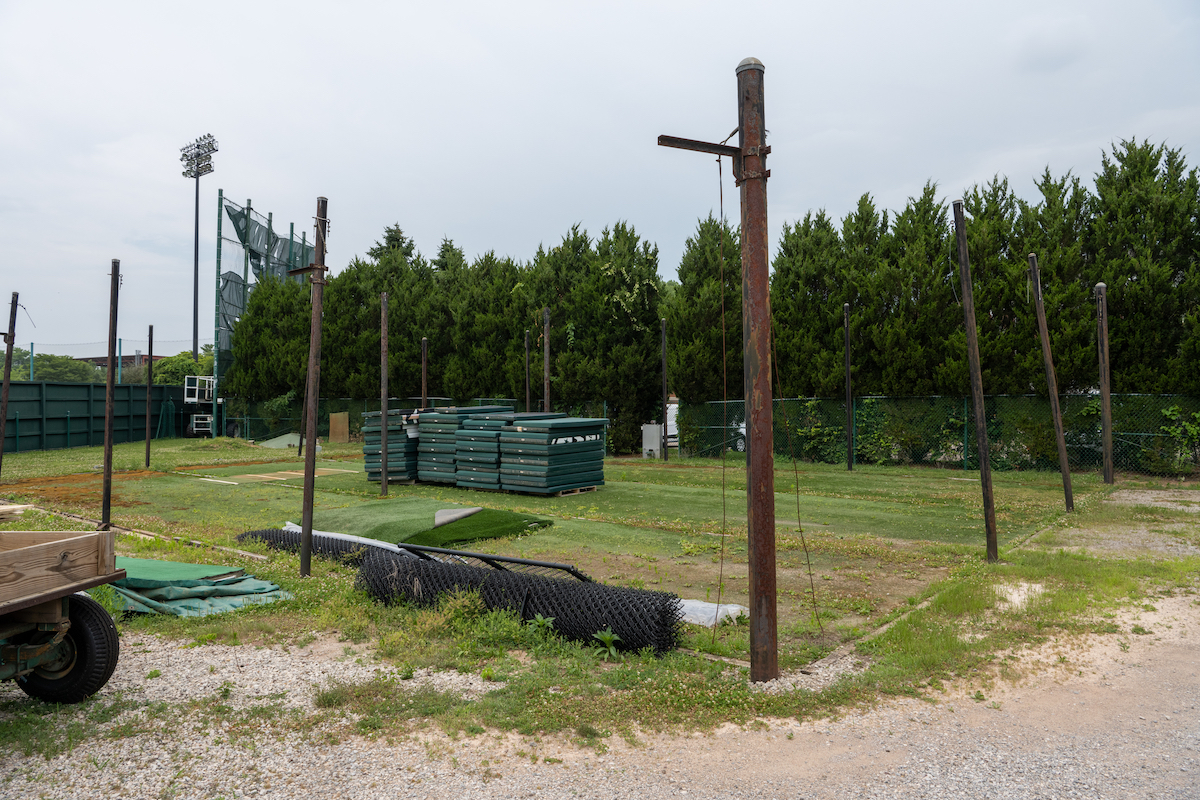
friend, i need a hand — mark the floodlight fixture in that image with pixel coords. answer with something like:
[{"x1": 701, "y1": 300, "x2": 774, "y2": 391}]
[{"x1": 181, "y1": 133, "x2": 218, "y2": 363}]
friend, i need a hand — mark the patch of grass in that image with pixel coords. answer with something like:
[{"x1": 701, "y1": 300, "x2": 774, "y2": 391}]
[
  {"x1": 314, "y1": 678, "x2": 468, "y2": 737},
  {"x1": 0, "y1": 694, "x2": 145, "y2": 759},
  {"x1": 5, "y1": 440, "x2": 1198, "y2": 745}
]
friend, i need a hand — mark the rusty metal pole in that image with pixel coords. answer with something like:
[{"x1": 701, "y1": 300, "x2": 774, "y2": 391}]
[
  {"x1": 299, "y1": 197, "x2": 329, "y2": 577},
  {"x1": 524, "y1": 330, "x2": 531, "y2": 413},
  {"x1": 1097, "y1": 282, "x2": 1114, "y2": 484},
  {"x1": 0, "y1": 292, "x2": 17, "y2": 479},
  {"x1": 844, "y1": 302, "x2": 852, "y2": 471},
  {"x1": 737, "y1": 57, "x2": 778, "y2": 683},
  {"x1": 102, "y1": 260, "x2": 120, "y2": 531},
  {"x1": 145, "y1": 325, "x2": 153, "y2": 469},
  {"x1": 952, "y1": 201, "x2": 998, "y2": 562},
  {"x1": 543, "y1": 307, "x2": 550, "y2": 413},
  {"x1": 1028, "y1": 254, "x2": 1073, "y2": 511},
  {"x1": 380, "y1": 292, "x2": 389, "y2": 497},
  {"x1": 421, "y1": 337, "x2": 428, "y2": 409}
]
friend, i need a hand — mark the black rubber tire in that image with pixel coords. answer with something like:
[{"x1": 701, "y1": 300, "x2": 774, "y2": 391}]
[
  {"x1": 225, "y1": 420, "x2": 241, "y2": 438},
  {"x1": 732, "y1": 434, "x2": 747, "y2": 453},
  {"x1": 17, "y1": 593, "x2": 120, "y2": 704}
]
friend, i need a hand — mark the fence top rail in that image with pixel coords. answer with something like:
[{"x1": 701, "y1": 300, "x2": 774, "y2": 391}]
[{"x1": 685, "y1": 393, "x2": 1200, "y2": 405}]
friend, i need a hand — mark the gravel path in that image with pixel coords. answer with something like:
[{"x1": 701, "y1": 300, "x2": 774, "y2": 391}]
[{"x1": 2, "y1": 594, "x2": 1196, "y2": 799}]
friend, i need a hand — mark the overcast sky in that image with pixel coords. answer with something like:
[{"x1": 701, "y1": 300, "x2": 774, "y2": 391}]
[{"x1": 3, "y1": 1, "x2": 1198, "y2": 357}]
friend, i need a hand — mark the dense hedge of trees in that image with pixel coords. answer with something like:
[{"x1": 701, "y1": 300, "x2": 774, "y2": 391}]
[
  {"x1": 224, "y1": 223, "x2": 664, "y2": 453},
  {"x1": 223, "y1": 139, "x2": 1199, "y2": 452},
  {"x1": 768, "y1": 139, "x2": 1200, "y2": 401}
]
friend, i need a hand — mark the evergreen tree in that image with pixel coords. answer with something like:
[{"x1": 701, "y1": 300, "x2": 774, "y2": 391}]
[
  {"x1": 666, "y1": 214, "x2": 742, "y2": 404},
  {"x1": 961, "y1": 176, "x2": 1029, "y2": 393},
  {"x1": 223, "y1": 276, "x2": 310, "y2": 401},
  {"x1": 1087, "y1": 139, "x2": 1200, "y2": 392},
  {"x1": 1012, "y1": 169, "x2": 1096, "y2": 393},
  {"x1": 771, "y1": 209, "x2": 844, "y2": 396},
  {"x1": 864, "y1": 182, "x2": 959, "y2": 395}
]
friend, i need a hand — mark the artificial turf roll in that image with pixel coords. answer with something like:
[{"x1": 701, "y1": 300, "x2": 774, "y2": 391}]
[{"x1": 355, "y1": 548, "x2": 682, "y2": 654}]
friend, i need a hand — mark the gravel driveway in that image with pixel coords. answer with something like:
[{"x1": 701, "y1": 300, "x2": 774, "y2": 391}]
[{"x1": 2, "y1": 592, "x2": 1196, "y2": 799}]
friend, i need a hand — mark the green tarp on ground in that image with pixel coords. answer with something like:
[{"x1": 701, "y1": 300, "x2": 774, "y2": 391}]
[{"x1": 105, "y1": 557, "x2": 291, "y2": 617}]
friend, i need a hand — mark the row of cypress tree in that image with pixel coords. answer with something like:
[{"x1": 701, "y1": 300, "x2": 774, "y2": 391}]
[
  {"x1": 224, "y1": 223, "x2": 663, "y2": 452},
  {"x1": 677, "y1": 139, "x2": 1200, "y2": 401},
  {"x1": 224, "y1": 139, "x2": 1199, "y2": 451}
]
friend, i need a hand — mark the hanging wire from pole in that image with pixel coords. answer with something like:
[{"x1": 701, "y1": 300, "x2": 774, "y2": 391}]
[
  {"x1": 770, "y1": 322, "x2": 823, "y2": 632},
  {"x1": 713, "y1": 153, "x2": 730, "y2": 645}
]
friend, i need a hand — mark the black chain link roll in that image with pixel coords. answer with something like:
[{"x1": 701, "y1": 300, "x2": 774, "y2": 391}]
[{"x1": 355, "y1": 548, "x2": 682, "y2": 654}]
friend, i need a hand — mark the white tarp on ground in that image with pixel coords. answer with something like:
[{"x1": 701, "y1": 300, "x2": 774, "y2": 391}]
[{"x1": 679, "y1": 599, "x2": 748, "y2": 627}]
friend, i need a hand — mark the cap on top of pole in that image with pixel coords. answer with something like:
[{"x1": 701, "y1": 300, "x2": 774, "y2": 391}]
[{"x1": 737, "y1": 57, "x2": 764, "y2": 74}]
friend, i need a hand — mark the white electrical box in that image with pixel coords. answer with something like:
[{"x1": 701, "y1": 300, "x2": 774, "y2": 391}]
[{"x1": 641, "y1": 423, "x2": 663, "y2": 458}]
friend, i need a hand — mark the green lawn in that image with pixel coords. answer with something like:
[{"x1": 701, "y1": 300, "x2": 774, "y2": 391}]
[{"x1": 1, "y1": 437, "x2": 1197, "y2": 750}]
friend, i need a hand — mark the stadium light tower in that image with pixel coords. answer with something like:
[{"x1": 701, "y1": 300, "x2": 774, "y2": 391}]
[{"x1": 181, "y1": 133, "x2": 218, "y2": 363}]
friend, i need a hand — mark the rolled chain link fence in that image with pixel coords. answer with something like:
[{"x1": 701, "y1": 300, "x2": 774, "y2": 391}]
[{"x1": 678, "y1": 394, "x2": 1200, "y2": 476}]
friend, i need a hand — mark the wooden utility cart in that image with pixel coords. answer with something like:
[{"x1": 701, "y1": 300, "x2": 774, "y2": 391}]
[{"x1": 0, "y1": 508, "x2": 125, "y2": 703}]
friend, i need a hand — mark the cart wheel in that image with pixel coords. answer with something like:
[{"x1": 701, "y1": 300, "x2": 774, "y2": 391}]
[
  {"x1": 18, "y1": 594, "x2": 120, "y2": 704},
  {"x1": 732, "y1": 434, "x2": 747, "y2": 453}
]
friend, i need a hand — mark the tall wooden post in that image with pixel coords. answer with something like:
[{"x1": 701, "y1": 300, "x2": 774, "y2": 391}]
[
  {"x1": 844, "y1": 302, "x2": 852, "y2": 471},
  {"x1": 1097, "y1": 282, "x2": 1114, "y2": 484},
  {"x1": 543, "y1": 307, "x2": 550, "y2": 413},
  {"x1": 102, "y1": 261, "x2": 120, "y2": 531},
  {"x1": 145, "y1": 325, "x2": 153, "y2": 468},
  {"x1": 661, "y1": 317, "x2": 668, "y2": 462},
  {"x1": 380, "y1": 292, "x2": 389, "y2": 496},
  {"x1": 524, "y1": 330, "x2": 531, "y2": 413},
  {"x1": 0, "y1": 292, "x2": 17, "y2": 479},
  {"x1": 421, "y1": 337, "x2": 428, "y2": 409},
  {"x1": 1028, "y1": 254, "x2": 1073, "y2": 511},
  {"x1": 952, "y1": 201, "x2": 998, "y2": 562},
  {"x1": 299, "y1": 197, "x2": 329, "y2": 577}
]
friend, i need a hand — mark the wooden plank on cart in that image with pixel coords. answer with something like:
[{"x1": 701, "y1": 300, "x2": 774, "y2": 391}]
[{"x1": 0, "y1": 530, "x2": 123, "y2": 612}]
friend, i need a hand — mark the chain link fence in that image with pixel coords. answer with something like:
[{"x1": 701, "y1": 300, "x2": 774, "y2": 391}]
[{"x1": 678, "y1": 394, "x2": 1200, "y2": 476}]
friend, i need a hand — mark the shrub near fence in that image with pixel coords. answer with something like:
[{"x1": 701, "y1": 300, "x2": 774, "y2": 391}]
[{"x1": 678, "y1": 395, "x2": 1200, "y2": 476}]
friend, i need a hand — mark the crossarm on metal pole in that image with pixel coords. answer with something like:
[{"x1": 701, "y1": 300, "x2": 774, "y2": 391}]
[{"x1": 657, "y1": 135, "x2": 741, "y2": 158}]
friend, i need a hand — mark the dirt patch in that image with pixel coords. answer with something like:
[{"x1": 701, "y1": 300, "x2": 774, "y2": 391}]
[
  {"x1": 995, "y1": 580, "x2": 1045, "y2": 609},
  {"x1": 175, "y1": 460, "x2": 284, "y2": 471},
  {"x1": 1109, "y1": 488, "x2": 1200, "y2": 512},
  {"x1": 1043, "y1": 522, "x2": 1200, "y2": 558},
  {"x1": 1027, "y1": 488, "x2": 1200, "y2": 558},
  {"x1": 6, "y1": 470, "x2": 156, "y2": 508}
]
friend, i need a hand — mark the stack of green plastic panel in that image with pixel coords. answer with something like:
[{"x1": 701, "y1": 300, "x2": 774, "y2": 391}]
[
  {"x1": 454, "y1": 418, "x2": 504, "y2": 488},
  {"x1": 499, "y1": 416, "x2": 608, "y2": 494},
  {"x1": 417, "y1": 406, "x2": 512, "y2": 484},
  {"x1": 456, "y1": 412, "x2": 566, "y2": 489},
  {"x1": 362, "y1": 409, "x2": 419, "y2": 482}
]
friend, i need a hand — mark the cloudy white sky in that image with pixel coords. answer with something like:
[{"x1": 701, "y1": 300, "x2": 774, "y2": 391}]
[{"x1": 2, "y1": 1, "x2": 1198, "y2": 356}]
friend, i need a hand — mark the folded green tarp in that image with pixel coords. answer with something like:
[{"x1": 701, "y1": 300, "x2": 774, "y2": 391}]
[{"x1": 105, "y1": 557, "x2": 290, "y2": 617}]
